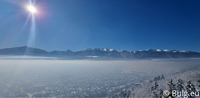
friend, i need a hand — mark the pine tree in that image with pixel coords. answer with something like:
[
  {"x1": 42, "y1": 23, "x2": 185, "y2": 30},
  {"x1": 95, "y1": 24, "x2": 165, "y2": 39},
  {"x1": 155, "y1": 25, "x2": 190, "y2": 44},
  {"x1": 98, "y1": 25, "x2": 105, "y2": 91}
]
[
  {"x1": 176, "y1": 79, "x2": 184, "y2": 92},
  {"x1": 185, "y1": 81, "x2": 196, "y2": 98},
  {"x1": 161, "y1": 74, "x2": 165, "y2": 79},
  {"x1": 155, "y1": 81, "x2": 158, "y2": 89},
  {"x1": 163, "y1": 79, "x2": 176, "y2": 98}
]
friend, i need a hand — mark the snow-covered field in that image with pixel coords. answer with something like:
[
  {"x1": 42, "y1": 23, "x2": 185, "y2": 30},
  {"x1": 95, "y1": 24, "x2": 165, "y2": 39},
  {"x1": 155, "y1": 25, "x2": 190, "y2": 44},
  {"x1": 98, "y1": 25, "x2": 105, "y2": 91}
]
[{"x1": 0, "y1": 57, "x2": 200, "y2": 97}]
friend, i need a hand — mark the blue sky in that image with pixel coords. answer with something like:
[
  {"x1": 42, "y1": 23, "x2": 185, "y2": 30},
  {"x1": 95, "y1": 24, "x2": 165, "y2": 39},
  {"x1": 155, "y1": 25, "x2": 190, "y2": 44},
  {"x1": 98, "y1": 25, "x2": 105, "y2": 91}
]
[{"x1": 0, "y1": 0, "x2": 200, "y2": 52}]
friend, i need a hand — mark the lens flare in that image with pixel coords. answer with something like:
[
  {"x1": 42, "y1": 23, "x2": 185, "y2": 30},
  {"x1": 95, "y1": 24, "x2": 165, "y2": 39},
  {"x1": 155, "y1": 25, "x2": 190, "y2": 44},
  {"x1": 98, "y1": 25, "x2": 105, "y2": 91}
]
[
  {"x1": 25, "y1": 0, "x2": 37, "y2": 54},
  {"x1": 27, "y1": 6, "x2": 36, "y2": 13}
]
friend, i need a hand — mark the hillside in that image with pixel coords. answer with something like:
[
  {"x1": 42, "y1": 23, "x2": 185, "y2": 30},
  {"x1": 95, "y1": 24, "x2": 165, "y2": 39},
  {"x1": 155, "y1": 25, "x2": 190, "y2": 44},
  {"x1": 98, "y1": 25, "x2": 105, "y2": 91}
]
[{"x1": 110, "y1": 69, "x2": 200, "y2": 98}]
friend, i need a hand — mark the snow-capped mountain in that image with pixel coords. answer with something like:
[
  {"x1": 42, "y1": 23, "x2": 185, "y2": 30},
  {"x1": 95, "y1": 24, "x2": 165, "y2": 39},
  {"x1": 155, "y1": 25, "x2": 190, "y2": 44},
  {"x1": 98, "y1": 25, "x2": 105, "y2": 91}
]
[
  {"x1": 81, "y1": 48, "x2": 115, "y2": 52},
  {"x1": 0, "y1": 46, "x2": 199, "y2": 59}
]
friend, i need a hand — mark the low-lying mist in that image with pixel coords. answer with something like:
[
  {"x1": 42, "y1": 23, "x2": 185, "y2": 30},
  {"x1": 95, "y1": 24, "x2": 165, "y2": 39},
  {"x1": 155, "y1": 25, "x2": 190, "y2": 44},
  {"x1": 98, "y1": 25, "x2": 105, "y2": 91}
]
[{"x1": 0, "y1": 56, "x2": 200, "y2": 97}]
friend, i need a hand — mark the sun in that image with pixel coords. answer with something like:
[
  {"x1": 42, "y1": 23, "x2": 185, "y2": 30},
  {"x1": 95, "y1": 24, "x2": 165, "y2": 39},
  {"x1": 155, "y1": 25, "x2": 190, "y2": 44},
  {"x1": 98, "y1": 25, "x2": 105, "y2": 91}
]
[{"x1": 27, "y1": 5, "x2": 37, "y2": 13}]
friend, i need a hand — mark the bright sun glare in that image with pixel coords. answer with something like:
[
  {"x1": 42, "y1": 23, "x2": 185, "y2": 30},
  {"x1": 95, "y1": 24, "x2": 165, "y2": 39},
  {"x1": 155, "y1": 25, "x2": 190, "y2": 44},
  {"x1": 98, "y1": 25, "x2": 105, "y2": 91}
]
[{"x1": 27, "y1": 6, "x2": 36, "y2": 13}]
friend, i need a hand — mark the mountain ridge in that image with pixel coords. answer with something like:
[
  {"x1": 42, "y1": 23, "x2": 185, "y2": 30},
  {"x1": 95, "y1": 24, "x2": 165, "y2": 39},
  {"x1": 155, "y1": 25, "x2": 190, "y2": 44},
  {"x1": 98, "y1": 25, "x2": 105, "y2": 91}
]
[{"x1": 0, "y1": 46, "x2": 199, "y2": 59}]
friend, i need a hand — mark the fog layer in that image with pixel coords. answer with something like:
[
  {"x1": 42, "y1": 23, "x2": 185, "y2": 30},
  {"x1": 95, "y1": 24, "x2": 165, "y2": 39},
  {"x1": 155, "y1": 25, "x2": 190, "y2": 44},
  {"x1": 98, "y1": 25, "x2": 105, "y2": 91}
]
[{"x1": 0, "y1": 58, "x2": 200, "y2": 97}]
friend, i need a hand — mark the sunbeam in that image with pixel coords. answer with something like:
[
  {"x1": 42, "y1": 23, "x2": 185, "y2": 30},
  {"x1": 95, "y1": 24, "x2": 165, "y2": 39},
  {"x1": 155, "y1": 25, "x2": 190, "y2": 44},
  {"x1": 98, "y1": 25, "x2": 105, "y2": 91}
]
[
  {"x1": 26, "y1": 13, "x2": 36, "y2": 47},
  {"x1": 18, "y1": 14, "x2": 31, "y2": 38},
  {"x1": 25, "y1": 0, "x2": 37, "y2": 55}
]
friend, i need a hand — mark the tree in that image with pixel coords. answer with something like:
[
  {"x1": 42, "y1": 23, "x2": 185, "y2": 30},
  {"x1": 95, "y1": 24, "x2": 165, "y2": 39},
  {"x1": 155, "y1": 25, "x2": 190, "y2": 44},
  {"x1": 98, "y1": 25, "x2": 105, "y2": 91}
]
[
  {"x1": 163, "y1": 79, "x2": 176, "y2": 98},
  {"x1": 161, "y1": 74, "x2": 165, "y2": 79},
  {"x1": 185, "y1": 81, "x2": 196, "y2": 98},
  {"x1": 176, "y1": 79, "x2": 184, "y2": 92}
]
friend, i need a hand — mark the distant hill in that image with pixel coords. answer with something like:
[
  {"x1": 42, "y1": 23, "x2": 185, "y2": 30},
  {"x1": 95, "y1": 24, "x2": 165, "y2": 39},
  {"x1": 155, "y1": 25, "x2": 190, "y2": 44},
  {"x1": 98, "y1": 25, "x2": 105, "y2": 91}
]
[
  {"x1": 0, "y1": 46, "x2": 200, "y2": 59},
  {"x1": 0, "y1": 46, "x2": 48, "y2": 55}
]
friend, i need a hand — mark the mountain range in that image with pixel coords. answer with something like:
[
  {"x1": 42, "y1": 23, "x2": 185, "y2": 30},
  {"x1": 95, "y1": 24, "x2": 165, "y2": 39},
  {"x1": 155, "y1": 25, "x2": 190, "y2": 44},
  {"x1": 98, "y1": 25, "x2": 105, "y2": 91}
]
[{"x1": 0, "y1": 46, "x2": 200, "y2": 59}]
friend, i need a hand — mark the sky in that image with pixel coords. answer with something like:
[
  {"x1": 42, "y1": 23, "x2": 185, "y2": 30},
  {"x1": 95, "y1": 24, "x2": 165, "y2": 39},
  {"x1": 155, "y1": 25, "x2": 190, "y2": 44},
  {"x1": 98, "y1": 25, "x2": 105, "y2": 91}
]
[{"x1": 0, "y1": 0, "x2": 200, "y2": 52}]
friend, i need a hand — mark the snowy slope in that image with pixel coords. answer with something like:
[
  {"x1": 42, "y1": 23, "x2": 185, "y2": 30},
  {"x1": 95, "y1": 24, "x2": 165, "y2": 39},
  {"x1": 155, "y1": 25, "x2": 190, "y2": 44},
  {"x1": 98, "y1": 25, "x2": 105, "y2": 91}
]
[{"x1": 110, "y1": 69, "x2": 200, "y2": 98}]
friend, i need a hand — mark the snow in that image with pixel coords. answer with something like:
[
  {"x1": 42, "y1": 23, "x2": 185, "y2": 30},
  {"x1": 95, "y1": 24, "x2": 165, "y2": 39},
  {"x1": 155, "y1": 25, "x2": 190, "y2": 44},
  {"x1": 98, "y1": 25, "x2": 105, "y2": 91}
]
[
  {"x1": 117, "y1": 50, "x2": 124, "y2": 52},
  {"x1": 117, "y1": 50, "x2": 122, "y2": 52},
  {"x1": 127, "y1": 68, "x2": 200, "y2": 98},
  {"x1": 145, "y1": 49, "x2": 154, "y2": 51},
  {"x1": 163, "y1": 49, "x2": 169, "y2": 52},
  {"x1": 103, "y1": 48, "x2": 107, "y2": 51},
  {"x1": 180, "y1": 50, "x2": 187, "y2": 53},
  {"x1": 64, "y1": 49, "x2": 72, "y2": 52},
  {"x1": 81, "y1": 49, "x2": 86, "y2": 51},
  {"x1": 109, "y1": 49, "x2": 114, "y2": 51},
  {"x1": 172, "y1": 51, "x2": 177, "y2": 53},
  {"x1": 146, "y1": 49, "x2": 150, "y2": 51},
  {"x1": 109, "y1": 59, "x2": 200, "y2": 98},
  {"x1": 156, "y1": 49, "x2": 161, "y2": 52}
]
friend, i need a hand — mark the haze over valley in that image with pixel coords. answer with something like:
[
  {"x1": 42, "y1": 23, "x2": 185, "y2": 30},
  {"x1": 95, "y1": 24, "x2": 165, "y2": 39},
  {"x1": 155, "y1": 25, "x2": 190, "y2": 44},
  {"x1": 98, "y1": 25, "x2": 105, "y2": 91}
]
[{"x1": 0, "y1": 58, "x2": 200, "y2": 97}]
